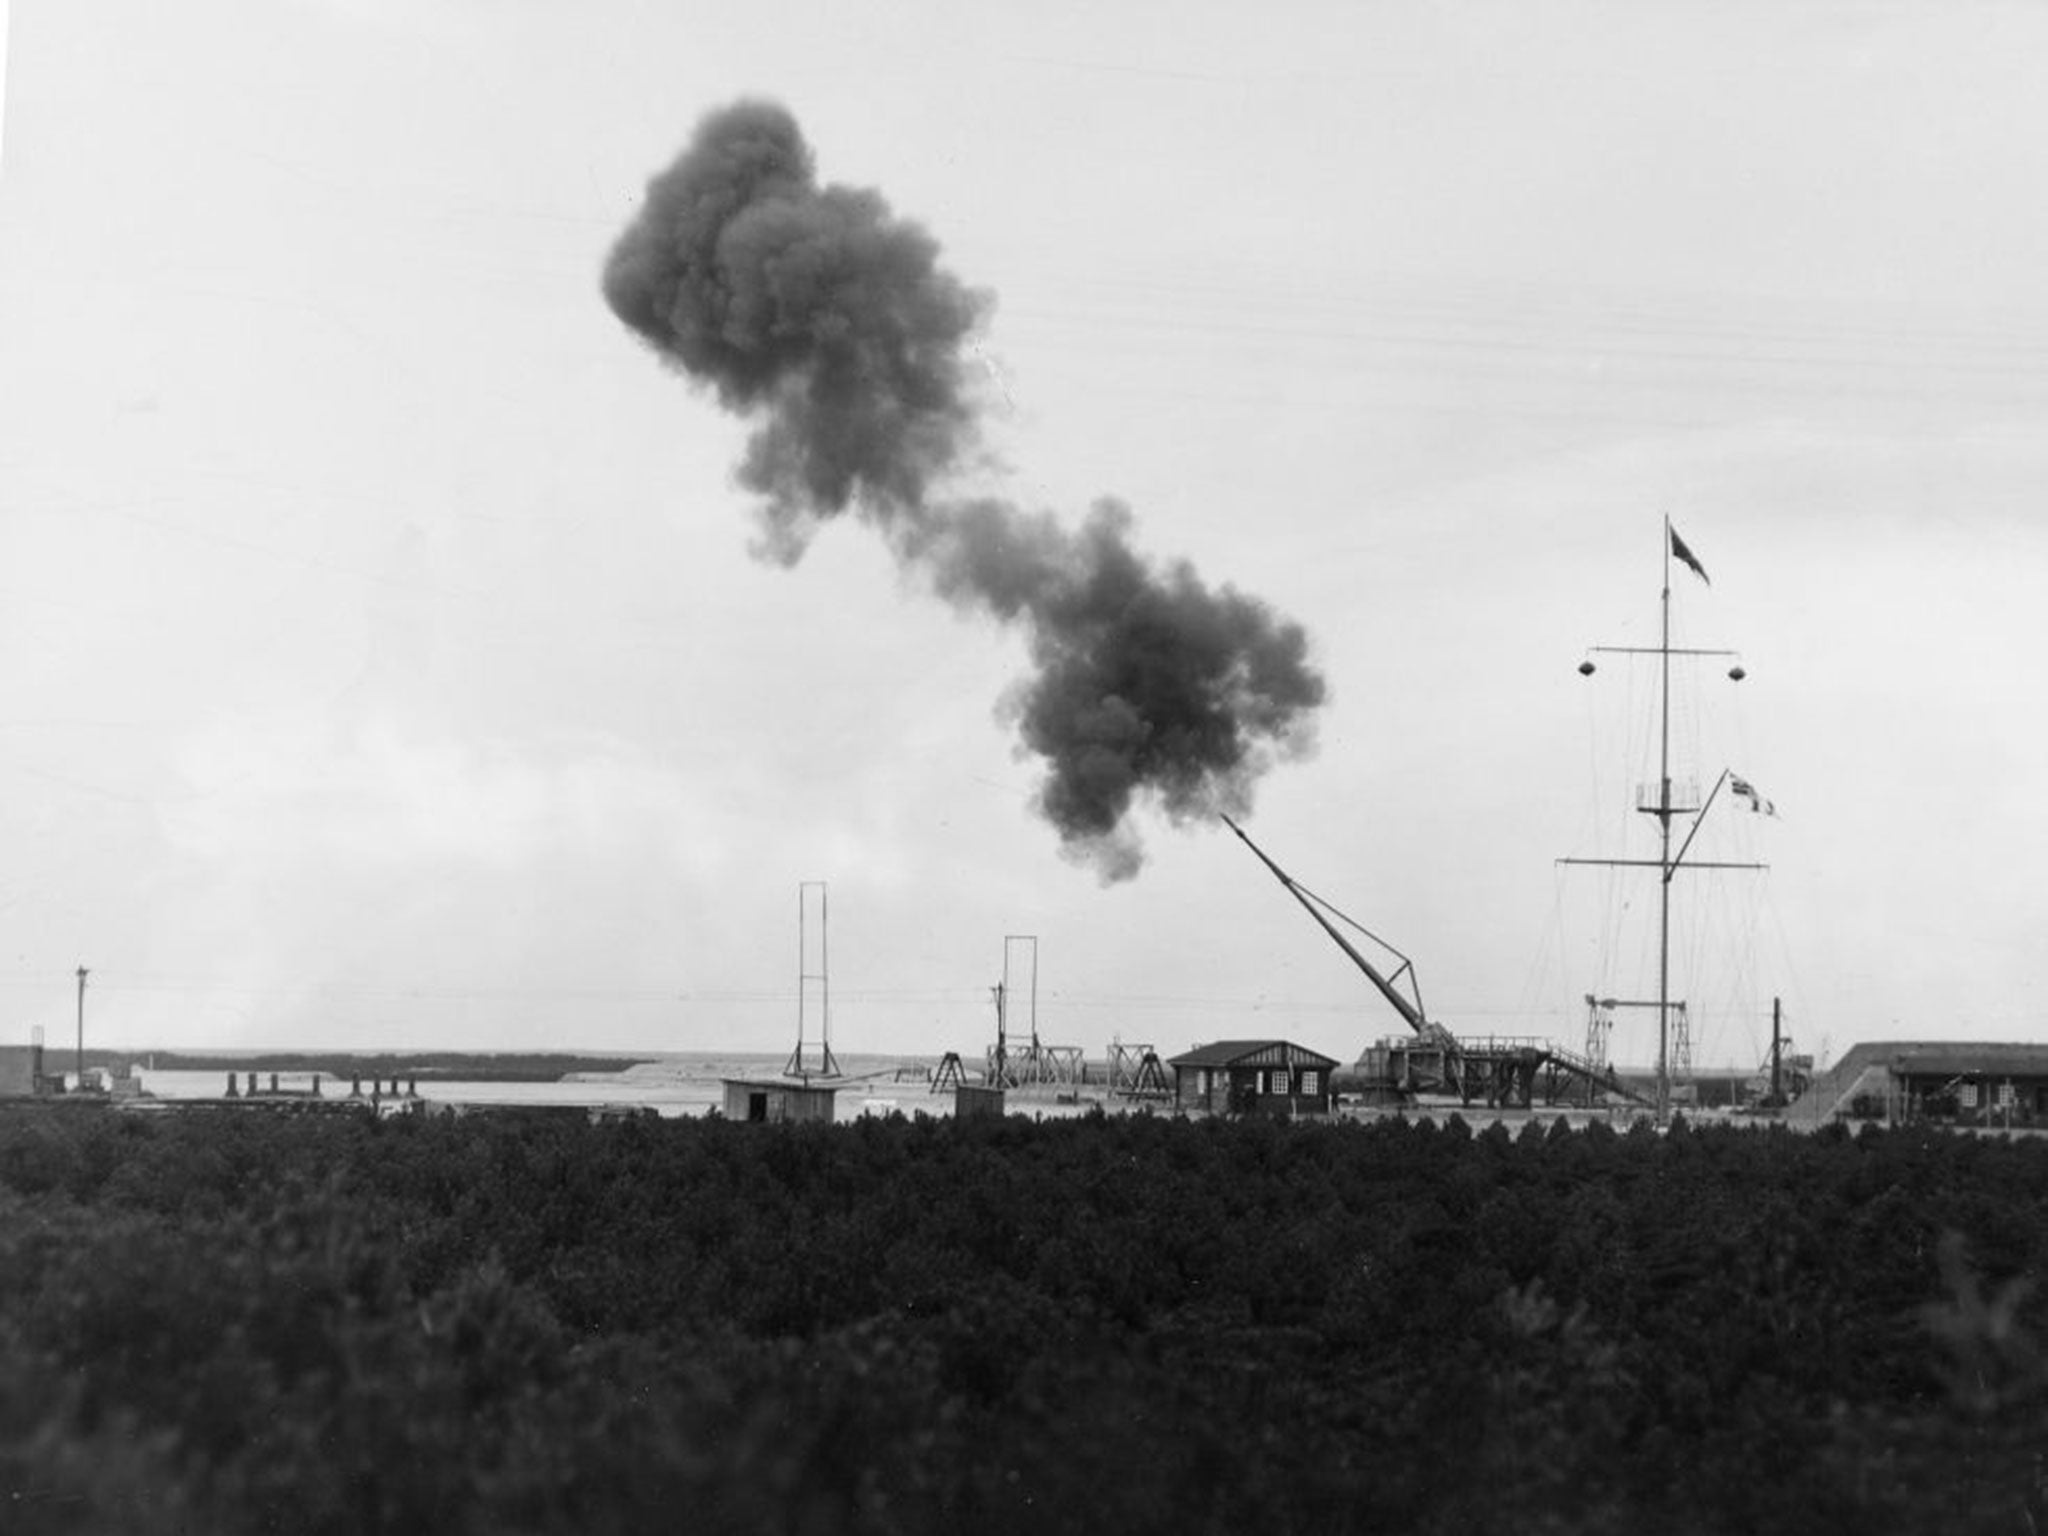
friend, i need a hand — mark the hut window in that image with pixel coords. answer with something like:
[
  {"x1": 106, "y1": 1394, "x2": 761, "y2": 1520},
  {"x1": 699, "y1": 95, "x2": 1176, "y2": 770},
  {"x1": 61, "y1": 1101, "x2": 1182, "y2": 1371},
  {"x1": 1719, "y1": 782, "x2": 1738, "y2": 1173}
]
[
  {"x1": 1960, "y1": 1083, "x2": 1978, "y2": 1108},
  {"x1": 1269, "y1": 1070, "x2": 1289, "y2": 1095},
  {"x1": 1301, "y1": 1070, "x2": 1320, "y2": 1095}
]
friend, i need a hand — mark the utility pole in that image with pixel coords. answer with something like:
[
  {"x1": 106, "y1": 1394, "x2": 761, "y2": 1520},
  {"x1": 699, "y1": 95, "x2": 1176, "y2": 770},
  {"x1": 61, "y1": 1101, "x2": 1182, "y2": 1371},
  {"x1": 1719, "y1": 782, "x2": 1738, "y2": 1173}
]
[
  {"x1": 75, "y1": 966, "x2": 89, "y2": 1087},
  {"x1": 990, "y1": 981, "x2": 1007, "y2": 1087},
  {"x1": 1770, "y1": 996, "x2": 1783, "y2": 1105}
]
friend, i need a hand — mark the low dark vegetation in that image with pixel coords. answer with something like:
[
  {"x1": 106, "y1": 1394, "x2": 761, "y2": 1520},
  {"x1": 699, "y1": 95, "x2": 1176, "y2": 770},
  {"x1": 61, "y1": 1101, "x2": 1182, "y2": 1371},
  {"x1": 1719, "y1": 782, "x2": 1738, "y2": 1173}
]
[{"x1": 1, "y1": 1107, "x2": 2042, "y2": 1533}]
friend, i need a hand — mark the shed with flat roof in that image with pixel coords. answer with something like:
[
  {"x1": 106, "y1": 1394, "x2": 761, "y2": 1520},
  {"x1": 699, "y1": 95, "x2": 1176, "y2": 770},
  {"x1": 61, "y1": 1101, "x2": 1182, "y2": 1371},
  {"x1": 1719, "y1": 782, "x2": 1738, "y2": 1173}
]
[
  {"x1": 721, "y1": 1077, "x2": 840, "y2": 1124},
  {"x1": 1800, "y1": 1041, "x2": 2048, "y2": 1125},
  {"x1": 954, "y1": 1083, "x2": 1006, "y2": 1119}
]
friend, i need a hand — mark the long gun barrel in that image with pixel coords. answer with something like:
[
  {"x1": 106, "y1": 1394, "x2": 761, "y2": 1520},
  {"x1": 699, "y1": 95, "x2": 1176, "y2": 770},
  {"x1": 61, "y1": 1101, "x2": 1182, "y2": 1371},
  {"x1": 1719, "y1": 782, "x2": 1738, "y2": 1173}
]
[{"x1": 1221, "y1": 815, "x2": 1435, "y2": 1038}]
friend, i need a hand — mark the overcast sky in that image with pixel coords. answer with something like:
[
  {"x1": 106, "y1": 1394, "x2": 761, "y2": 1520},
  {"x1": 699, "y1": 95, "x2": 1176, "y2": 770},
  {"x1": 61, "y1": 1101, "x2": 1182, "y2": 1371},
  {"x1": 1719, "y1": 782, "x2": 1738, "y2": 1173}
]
[{"x1": 1, "y1": 1, "x2": 2044, "y2": 1071}]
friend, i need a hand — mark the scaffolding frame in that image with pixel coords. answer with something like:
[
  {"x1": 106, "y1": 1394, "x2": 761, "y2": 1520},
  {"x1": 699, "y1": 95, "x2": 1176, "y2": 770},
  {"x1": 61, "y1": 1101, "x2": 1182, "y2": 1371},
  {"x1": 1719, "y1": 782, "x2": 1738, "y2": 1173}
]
[
  {"x1": 1583, "y1": 994, "x2": 1691, "y2": 1080},
  {"x1": 982, "y1": 935, "x2": 1084, "y2": 1087},
  {"x1": 785, "y1": 881, "x2": 841, "y2": 1078},
  {"x1": 1108, "y1": 1038, "x2": 1171, "y2": 1099}
]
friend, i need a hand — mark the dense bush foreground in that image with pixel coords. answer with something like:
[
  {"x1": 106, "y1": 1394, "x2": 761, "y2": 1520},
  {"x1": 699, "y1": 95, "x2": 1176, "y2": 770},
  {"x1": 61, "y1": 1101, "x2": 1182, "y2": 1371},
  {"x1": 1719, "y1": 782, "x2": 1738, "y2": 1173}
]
[{"x1": 1, "y1": 1107, "x2": 2044, "y2": 1534}]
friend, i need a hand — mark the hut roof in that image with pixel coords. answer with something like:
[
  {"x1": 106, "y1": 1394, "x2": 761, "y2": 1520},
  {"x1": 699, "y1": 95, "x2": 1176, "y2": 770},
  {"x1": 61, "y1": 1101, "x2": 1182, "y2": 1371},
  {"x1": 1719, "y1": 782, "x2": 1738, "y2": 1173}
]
[
  {"x1": 1166, "y1": 1040, "x2": 1339, "y2": 1071},
  {"x1": 1879, "y1": 1042, "x2": 2048, "y2": 1079}
]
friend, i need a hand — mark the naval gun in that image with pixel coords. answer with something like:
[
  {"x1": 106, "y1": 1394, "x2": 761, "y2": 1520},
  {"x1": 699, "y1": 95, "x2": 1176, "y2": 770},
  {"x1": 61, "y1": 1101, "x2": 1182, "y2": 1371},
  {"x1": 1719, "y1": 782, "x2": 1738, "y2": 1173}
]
[
  {"x1": 1221, "y1": 816, "x2": 1461, "y2": 1099},
  {"x1": 1222, "y1": 816, "x2": 1647, "y2": 1109}
]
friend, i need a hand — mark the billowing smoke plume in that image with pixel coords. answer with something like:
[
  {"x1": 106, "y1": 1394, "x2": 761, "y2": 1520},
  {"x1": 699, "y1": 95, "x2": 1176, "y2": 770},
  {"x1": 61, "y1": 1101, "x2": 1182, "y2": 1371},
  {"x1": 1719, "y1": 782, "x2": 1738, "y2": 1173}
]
[
  {"x1": 602, "y1": 99, "x2": 987, "y2": 562},
  {"x1": 605, "y1": 100, "x2": 1326, "y2": 879}
]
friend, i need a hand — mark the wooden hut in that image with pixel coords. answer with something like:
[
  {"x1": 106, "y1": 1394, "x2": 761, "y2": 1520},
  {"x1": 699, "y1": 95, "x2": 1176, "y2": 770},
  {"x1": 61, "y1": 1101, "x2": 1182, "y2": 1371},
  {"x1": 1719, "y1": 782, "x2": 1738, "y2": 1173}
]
[{"x1": 1166, "y1": 1040, "x2": 1340, "y2": 1117}]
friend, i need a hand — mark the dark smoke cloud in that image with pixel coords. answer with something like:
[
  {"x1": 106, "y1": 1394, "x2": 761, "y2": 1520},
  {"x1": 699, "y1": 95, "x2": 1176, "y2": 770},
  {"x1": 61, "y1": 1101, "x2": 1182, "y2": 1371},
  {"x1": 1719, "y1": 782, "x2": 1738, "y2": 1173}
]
[
  {"x1": 895, "y1": 499, "x2": 1324, "y2": 879},
  {"x1": 605, "y1": 100, "x2": 1326, "y2": 879},
  {"x1": 601, "y1": 99, "x2": 988, "y2": 561}
]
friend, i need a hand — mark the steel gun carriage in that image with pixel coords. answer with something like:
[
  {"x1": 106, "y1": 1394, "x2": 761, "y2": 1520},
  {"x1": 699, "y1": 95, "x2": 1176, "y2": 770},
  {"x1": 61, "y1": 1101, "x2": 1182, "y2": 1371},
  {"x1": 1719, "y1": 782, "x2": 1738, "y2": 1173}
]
[{"x1": 1222, "y1": 816, "x2": 1642, "y2": 1110}]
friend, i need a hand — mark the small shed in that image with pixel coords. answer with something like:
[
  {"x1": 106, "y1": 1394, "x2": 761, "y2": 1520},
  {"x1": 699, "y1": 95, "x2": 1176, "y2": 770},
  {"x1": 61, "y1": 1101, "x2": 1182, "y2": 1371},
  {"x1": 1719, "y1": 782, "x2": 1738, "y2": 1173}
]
[
  {"x1": 955, "y1": 1083, "x2": 1006, "y2": 1119},
  {"x1": 1167, "y1": 1040, "x2": 1340, "y2": 1117},
  {"x1": 722, "y1": 1077, "x2": 840, "y2": 1124}
]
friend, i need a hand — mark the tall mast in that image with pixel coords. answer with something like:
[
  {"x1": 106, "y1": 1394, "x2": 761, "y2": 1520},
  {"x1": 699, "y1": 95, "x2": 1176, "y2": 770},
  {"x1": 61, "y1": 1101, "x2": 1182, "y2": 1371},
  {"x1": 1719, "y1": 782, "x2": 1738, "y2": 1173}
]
[
  {"x1": 1564, "y1": 519, "x2": 1764, "y2": 1123},
  {"x1": 1658, "y1": 519, "x2": 1674, "y2": 1123}
]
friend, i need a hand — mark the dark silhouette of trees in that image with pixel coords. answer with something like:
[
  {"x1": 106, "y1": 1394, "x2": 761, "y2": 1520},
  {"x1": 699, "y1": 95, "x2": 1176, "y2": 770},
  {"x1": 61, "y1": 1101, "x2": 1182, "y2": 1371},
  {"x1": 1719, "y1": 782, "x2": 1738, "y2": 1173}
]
[{"x1": 2, "y1": 1104, "x2": 2046, "y2": 1531}]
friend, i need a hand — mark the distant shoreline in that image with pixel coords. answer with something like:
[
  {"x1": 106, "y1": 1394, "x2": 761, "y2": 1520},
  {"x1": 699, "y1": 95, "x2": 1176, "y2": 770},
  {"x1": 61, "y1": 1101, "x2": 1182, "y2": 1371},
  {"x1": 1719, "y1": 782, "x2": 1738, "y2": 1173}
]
[{"x1": 79, "y1": 1050, "x2": 658, "y2": 1084}]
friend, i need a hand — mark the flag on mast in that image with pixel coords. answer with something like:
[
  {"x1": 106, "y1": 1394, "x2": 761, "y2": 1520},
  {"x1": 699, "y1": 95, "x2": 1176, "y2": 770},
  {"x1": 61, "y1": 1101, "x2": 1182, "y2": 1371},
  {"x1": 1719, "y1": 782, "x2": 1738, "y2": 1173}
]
[
  {"x1": 1729, "y1": 774, "x2": 1776, "y2": 816},
  {"x1": 1669, "y1": 523, "x2": 1710, "y2": 585}
]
